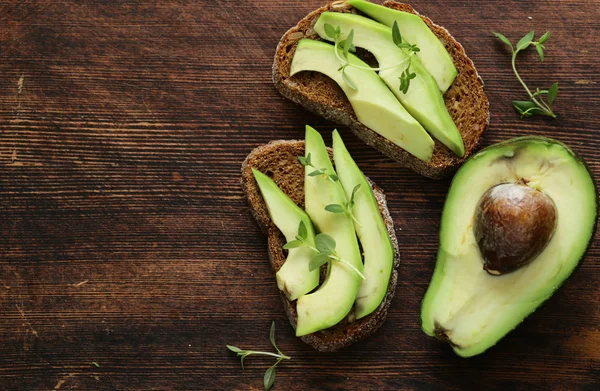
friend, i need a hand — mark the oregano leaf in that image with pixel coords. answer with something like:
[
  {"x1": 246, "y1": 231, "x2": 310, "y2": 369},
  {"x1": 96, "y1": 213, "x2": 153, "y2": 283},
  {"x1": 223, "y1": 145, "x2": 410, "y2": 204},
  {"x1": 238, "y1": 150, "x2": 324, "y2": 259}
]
[
  {"x1": 538, "y1": 31, "x2": 550, "y2": 44},
  {"x1": 309, "y1": 253, "x2": 330, "y2": 271},
  {"x1": 516, "y1": 30, "x2": 535, "y2": 51},
  {"x1": 547, "y1": 82, "x2": 559, "y2": 105},
  {"x1": 298, "y1": 221, "x2": 307, "y2": 240},
  {"x1": 392, "y1": 20, "x2": 402, "y2": 47},
  {"x1": 264, "y1": 366, "x2": 276, "y2": 391},
  {"x1": 315, "y1": 233, "x2": 336, "y2": 254},
  {"x1": 342, "y1": 69, "x2": 358, "y2": 91},
  {"x1": 325, "y1": 204, "x2": 345, "y2": 213},
  {"x1": 283, "y1": 240, "x2": 302, "y2": 249},
  {"x1": 323, "y1": 23, "x2": 337, "y2": 40},
  {"x1": 536, "y1": 45, "x2": 544, "y2": 62},
  {"x1": 493, "y1": 32, "x2": 513, "y2": 49}
]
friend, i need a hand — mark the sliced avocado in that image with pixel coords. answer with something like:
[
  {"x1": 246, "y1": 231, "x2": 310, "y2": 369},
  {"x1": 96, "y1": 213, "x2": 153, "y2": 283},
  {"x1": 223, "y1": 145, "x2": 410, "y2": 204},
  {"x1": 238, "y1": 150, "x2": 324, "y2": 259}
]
[
  {"x1": 252, "y1": 168, "x2": 320, "y2": 301},
  {"x1": 332, "y1": 130, "x2": 395, "y2": 319},
  {"x1": 421, "y1": 137, "x2": 597, "y2": 357},
  {"x1": 347, "y1": 0, "x2": 457, "y2": 93},
  {"x1": 314, "y1": 12, "x2": 464, "y2": 157},
  {"x1": 296, "y1": 125, "x2": 364, "y2": 336},
  {"x1": 291, "y1": 38, "x2": 434, "y2": 162}
]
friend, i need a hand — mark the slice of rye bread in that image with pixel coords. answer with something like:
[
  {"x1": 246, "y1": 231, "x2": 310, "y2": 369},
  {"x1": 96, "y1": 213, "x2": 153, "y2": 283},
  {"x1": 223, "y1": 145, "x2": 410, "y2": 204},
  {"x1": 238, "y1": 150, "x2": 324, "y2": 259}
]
[
  {"x1": 241, "y1": 140, "x2": 400, "y2": 352},
  {"x1": 273, "y1": 0, "x2": 490, "y2": 179}
]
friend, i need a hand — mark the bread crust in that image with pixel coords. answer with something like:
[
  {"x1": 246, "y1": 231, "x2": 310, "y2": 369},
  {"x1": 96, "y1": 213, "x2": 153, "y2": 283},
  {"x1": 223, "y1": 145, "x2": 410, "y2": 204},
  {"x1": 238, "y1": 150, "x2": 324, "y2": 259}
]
[
  {"x1": 273, "y1": 0, "x2": 490, "y2": 179},
  {"x1": 241, "y1": 140, "x2": 401, "y2": 351}
]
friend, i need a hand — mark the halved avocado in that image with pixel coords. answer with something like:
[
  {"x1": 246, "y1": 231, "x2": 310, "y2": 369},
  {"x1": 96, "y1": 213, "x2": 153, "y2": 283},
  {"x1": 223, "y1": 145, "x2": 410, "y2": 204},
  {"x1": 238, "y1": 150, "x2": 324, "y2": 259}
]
[
  {"x1": 252, "y1": 168, "x2": 320, "y2": 301},
  {"x1": 332, "y1": 130, "x2": 395, "y2": 319},
  {"x1": 421, "y1": 137, "x2": 597, "y2": 357},
  {"x1": 296, "y1": 125, "x2": 364, "y2": 336},
  {"x1": 347, "y1": 0, "x2": 457, "y2": 93},
  {"x1": 314, "y1": 12, "x2": 464, "y2": 157},
  {"x1": 291, "y1": 38, "x2": 434, "y2": 162}
]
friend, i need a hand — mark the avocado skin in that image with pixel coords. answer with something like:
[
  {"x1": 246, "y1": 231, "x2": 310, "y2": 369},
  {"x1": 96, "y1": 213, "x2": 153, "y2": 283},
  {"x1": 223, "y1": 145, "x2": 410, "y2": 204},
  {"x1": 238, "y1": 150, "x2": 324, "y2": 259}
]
[{"x1": 421, "y1": 136, "x2": 598, "y2": 357}]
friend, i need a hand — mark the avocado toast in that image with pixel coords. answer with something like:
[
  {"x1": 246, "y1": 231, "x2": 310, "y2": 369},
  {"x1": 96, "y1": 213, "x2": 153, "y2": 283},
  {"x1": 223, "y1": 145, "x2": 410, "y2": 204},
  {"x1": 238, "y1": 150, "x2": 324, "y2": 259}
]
[
  {"x1": 241, "y1": 127, "x2": 400, "y2": 351},
  {"x1": 273, "y1": 0, "x2": 489, "y2": 179}
]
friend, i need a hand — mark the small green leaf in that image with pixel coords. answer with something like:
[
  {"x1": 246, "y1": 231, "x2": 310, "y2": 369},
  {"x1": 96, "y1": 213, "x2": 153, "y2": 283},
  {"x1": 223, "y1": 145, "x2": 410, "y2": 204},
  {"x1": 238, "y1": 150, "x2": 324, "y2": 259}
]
[
  {"x1": 315, "y1": 233, "x2": 336, "y2": 254},
  {"x1": 323, "y1": 23, "x2": 337, "y2": 40},
  {"x1": 516, "y1": 30, "x2": 535, "y2": 51},
  {"x1": 547, "y1": 82, "x2": 559, "y2": 105},
  {"x1": 264, "y1": 366, "x2": 276, "y2": 390},
  {"x1": 298, "y1": 156, "x2": 308, "y2": 166},
  {"x1": 329, "y1": 174, "x2": 339, "y2": 181},
  {"x1": 335, "y1": 26, "x2": 341, "y2": 36},
  {"x1": 538, "y1": 31, "x2": 550, "y2": 44},
  {"x1": 342, "y1": 69, "x2": 358, "y2": 91},
  {"x1": 392, "y1": 21, "x2": 402, "y2": 47},
  {"x1": 283, "y1": 240, "x2": 302, "y2": 249},
  {"x1": 91, "y1": 362, "x2": 100, "y2": 368},
  {"x1": 535, "y1": 45, "x2": 544, "y2": 62},
  {"x1": 512, "y1": 100, "x2": 544, "y2": 118},
  {"x1": 298, "y1": 221, "x2": 307, "y2": 240},
  {"x1": 227, "y1": 345, "x2": 243, "y2": 353},
  {"x1": 308, "y1": 170, "x2": 323, "y2": 177},
  {"x1": 411, "y1": 45, "x2": 420, "y2": 53},
  {"x1": 343, "y1": 29, "x2": 354, "y2": 59},
  {"x1": 309, "y1": 253, "x2": 331, "y2": 271},
  {"x1": 493, "y1": 32, "x2": 513, "y2": 49},
  {"x1": 350, "y1": 184, "x2": 361, "y2": 205},
  {"x1": 325, "y1": 204, "x2": 345, "y2": 213},
  {"x1": 269, "y1": 321, "x2": 278, "y2": 352}
]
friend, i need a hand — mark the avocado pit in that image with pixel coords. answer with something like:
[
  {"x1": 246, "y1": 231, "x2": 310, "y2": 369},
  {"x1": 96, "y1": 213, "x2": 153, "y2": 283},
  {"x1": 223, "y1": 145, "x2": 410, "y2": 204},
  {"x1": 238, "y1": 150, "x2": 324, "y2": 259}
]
[{"x1": 474, "y1": 183, "x2": 557, "y2": 275}]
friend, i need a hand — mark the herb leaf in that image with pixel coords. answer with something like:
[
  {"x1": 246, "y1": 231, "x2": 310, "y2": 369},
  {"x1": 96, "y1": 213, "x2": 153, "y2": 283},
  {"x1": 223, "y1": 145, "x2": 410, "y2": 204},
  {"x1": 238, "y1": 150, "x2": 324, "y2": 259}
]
[
  {"x1": 298, "y1": 221, "x2": 307, "y2": 240},
  {"x1": 547, "y1": 82, "x2": 559, "y2": 105},
  {"x1": 323, "y1": 23, "x2": 337, "y2": 40},
  {"x1": 516, "y1": 30, "x2": 535, "y2": 51},
  {"x1": 350, "y1": 184, "x2": 361, "y2": 206},
  {"x1": 308, "y1": 170, "x2": 323, "y2": 177},
  {"x1": 264, "y1": 366, "x2": 277, "y2": 391},
  {"x1": 535, "y1": 45, "x2": 545, "y2": 62},
  {"x1": 315, "y1": 233, "x2": 336, "y2": 254},
  {"x1": 392, "y1": 21, "x2": 402, "y2": 47},
  {"x1": 538, "y1": 31, "x2": 550, "y2": 44},
  {"x1": 325, "y1": 204, "x2": 345, "y2": 213},
  {"x1": 493, "y1": 32, "x2": 513, "y2": 49},
  {"x1": 283, "y1": 240, "x2": 302, "y2": 249},
  {"x1": 309, "y1": 253, "x2": 331, "y2": 271},
  {"x1": 227, "y1": 345, "x2": 243, "y2": 353},
  {"x1": 342, "y1": 68, "x2": 358, "y2": 91}
]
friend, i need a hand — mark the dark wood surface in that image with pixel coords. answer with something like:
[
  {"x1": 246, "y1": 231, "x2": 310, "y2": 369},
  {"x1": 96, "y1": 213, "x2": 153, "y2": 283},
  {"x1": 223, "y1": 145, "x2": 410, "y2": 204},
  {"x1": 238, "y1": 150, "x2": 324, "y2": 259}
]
[{"x1": 0, "y1": 1, "x2": 598, "y2": 390}]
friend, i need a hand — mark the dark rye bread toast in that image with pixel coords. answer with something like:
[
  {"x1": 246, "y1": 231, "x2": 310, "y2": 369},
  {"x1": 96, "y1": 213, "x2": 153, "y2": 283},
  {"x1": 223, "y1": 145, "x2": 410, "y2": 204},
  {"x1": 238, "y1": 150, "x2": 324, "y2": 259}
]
[
  {"x1": 241, "y1": 140, "x2": 400, "y2": 351},
  {"x1": 273, "y1": 0, "x2": 490, "y2": 179}
]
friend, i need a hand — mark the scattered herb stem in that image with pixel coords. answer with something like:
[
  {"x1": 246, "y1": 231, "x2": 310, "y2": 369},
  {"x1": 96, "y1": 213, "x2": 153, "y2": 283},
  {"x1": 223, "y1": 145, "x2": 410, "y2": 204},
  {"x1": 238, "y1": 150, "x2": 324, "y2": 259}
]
[
  {"x1": 227, "y1": 322, "x2": 290, "y2": 390},
  {"x1": 494, "y1": 30, "x2": 558, "y2": 118}
]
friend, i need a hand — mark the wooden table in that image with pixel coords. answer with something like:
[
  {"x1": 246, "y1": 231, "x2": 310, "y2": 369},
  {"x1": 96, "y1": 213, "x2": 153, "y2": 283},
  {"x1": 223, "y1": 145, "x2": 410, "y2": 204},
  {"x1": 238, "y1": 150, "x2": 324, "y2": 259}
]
[{"x1": 1, "y1": 1, "x2": 598, "y2": 389}]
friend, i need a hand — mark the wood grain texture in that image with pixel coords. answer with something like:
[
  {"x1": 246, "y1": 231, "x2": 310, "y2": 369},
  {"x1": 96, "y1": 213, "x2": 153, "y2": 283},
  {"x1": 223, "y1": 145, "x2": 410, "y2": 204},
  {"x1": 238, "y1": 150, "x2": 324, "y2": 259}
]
[{"x1": 0, "y1": 0, "x2": 598, "y2": 390}]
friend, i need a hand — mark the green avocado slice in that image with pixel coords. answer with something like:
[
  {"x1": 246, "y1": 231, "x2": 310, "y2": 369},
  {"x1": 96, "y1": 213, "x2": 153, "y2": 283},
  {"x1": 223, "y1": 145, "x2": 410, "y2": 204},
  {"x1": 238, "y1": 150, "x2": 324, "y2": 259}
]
[
  {"x1": 314, "y1": 12, "x2": 464, "y2": 157},
  {"x1": 421, "y1": 137, "x2": 597, "y2": 357},
  {"x1": 332, "y1": 130, "x2": 395, "y2": 319},
  {"x1": 346, "y1": 0, "x2": 457, "y2": 93},
  {"x1": 291, "y1": 38, "x2": 434, "y2": 162},
  {"x1": 296, "y1": 125, "x2": 364, "y2": 336},
  {"x1": 252, "y1": 168, "x2": 320, "y2": 301}
]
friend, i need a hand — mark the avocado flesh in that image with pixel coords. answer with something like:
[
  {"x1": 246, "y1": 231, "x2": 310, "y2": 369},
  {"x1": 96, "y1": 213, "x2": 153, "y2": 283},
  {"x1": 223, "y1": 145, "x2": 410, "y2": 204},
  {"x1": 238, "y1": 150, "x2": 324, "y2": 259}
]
[
  {"x1": 291, "y1": 39, "x2": 434, "y2": 162},
  {"x1": 251, "y1": 169, "x2": 320, "y2": 301},
  {"x1": 421, "y1": 137, "x2": 597, "y2": 357},
  {"x1": 332, "y1": 130, "x2": 395, "y2": 319},
  {"x1": 346, "y1": 0, "x2": 457, "y2": 93},
  {"x1": 314, "y1": 12, "x2": 464, "y2": 157},
  {"x1": 296, "y1": 125, "x2": 364, "y2": 336}
]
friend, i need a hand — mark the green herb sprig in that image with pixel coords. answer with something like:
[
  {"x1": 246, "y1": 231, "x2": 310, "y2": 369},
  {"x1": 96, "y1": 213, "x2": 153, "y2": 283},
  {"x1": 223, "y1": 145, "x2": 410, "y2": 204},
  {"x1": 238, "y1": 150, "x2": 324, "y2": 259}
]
[
  {"x1": 323, "y1": 23, "x2": 358, "y2": 90},
  {"x1": 298, "y1": 153, "x2": 339, "y2": 182},
  {"x1": 392, "y1": 21, "x2": 419, "y2": 94},
  {"x1": 227, "y1": 321, "x2": 291, "y2": 391},
  {"x1": 325, "y1": 184, "x2": 362, "y2": 226},
  {"x1": 284, "y1": 221, "x2": 366, "y2": 280},
  {"x1": 322, "y1": 22, "x2": 420, "y2": 93},
  {"x1": 493, "y1": 31, "x2": 558, "y2": 118}
]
